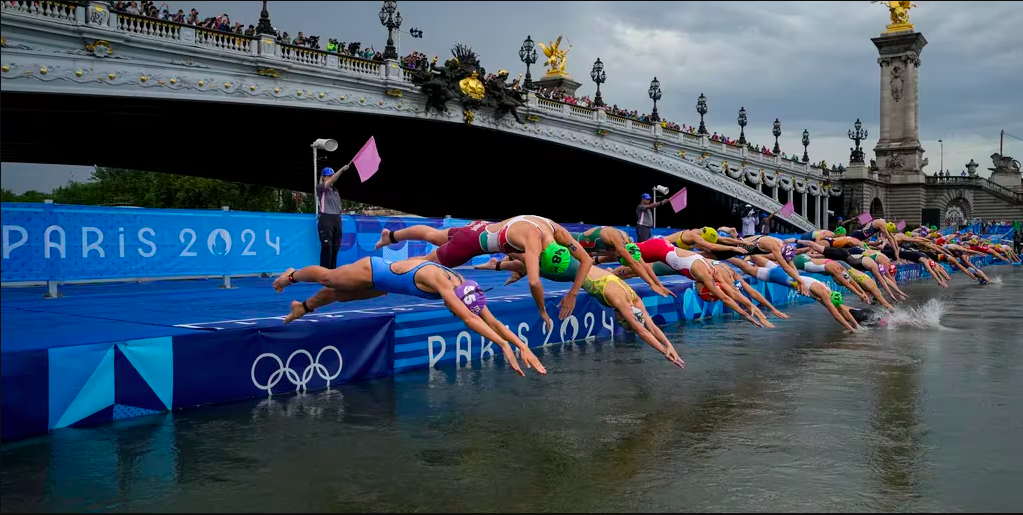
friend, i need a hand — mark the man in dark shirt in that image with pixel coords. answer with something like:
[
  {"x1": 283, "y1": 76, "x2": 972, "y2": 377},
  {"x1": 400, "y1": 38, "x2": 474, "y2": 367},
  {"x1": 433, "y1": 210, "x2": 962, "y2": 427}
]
[
  {"x1": 636, "y1": 193, "x2": 667, "y2": 242},
  {"x1": 315, "y1": 165, "x2": 348, "y2": 268}
]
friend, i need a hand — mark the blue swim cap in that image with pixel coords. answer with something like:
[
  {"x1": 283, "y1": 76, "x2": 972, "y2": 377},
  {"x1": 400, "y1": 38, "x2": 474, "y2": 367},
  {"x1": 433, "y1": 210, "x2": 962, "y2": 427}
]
[
  {"x1": 761, "y1": 212, "x2": 769, "y2": 218},
  {"x1": 718, "y1": 230, "x2": 731, "y2": 238},
  {"x1": 321, "y1": 167, "x2": 335, "y2": 176}
]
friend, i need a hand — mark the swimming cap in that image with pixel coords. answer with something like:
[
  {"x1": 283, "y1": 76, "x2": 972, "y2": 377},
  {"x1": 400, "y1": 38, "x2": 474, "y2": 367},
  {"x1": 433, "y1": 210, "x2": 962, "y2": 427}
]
[
  {"x1": 697, "y1": 283, "x2": 719, "y2": 302},
  {"x1": 618, "y1": 243, "x2": 642, "y2": 266},
  {"x1": 781, "y1": 243, "x2": 796, "y2": 262},
  {"x1": 830, "y1": 290, "x2": 843, "y2": 308},
  {"x1": 630, "y1": 305, "x2": 646, "y2": 324},
  {"x1": 905, "y1": 231, "x2": 912, "y2": 237},
  {"x1": 701, "y1": 227, "x2": 718, "y2": 244},
  {"x1": 453, "y1": 280, "x2": 487, "y2": 316},
  {"x1": 540, "y1": 242, "x2": 571, "y2": 275},
  {"x1": 930, "y1": 225, "x2": 937, "y2": 230},
  {"x1": 321, "y1": 167, "x2": 335, "y2": 176},
  {"x1": 886, "y1": 222, "x2": 897, "y2": 233},
  {"x1": 718, "y1": 230, "x2": 732, "y2": 238},
  {"x1": 835, "y1": 227, "x2": 847, "y2": 236},
  {"x1": 761, "y1": 212, "x2": 769, "y2": 218},
  {"x1": 888, "y1": 263, "x2": 897, "y2": 275},
  {"x1": 841, "y1": 271, "x2": 851, "y2": 280}
]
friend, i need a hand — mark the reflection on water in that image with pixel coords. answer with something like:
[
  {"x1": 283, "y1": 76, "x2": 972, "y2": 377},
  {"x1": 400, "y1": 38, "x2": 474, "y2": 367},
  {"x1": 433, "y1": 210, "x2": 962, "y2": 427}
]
[{"x1": 3, "y1": 269, "x2": 1022, "y2": 512}]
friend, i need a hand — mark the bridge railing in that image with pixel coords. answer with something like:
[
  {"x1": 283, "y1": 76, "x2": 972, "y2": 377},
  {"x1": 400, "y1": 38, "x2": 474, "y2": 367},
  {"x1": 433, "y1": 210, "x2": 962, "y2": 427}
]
[{"x1": 925, "y1": 175, "x2": 1021, "y2": 201}]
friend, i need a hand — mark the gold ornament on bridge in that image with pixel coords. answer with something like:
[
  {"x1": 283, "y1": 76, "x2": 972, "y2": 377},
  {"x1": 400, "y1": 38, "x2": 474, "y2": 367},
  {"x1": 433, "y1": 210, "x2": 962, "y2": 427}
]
[
  {"x1": 872, "y1": 1, "x2": 917, "y2": 33},
  {"x1": 536, "y1": 36, "x2": 573, "y2": 77},
  {"x1": 198, "y1": 80, "x2": 205, "y2": 87},
  {"x1": 85, "y1": 40, "x2": 113, "y2": 56},
  {"x1": 39, "y1": 66, "x2": 48, "y2": 75},
  {"x1": 458, "y1": 71, "x2": 485, "y2": 100},
  {"x1": 107, "y1": 72, "x2": 115, "y2": 80},
  {"x1": 140, "y1": 74, "x2": 147, "y2": 82},
  {"x1": 169, "y1": 78, "x2": 177, "y2": 85},
  {"x1": 74, "y1": 69, "x2": 83, "y2": 77},
  {"x1": 250, "y1": 85, "x2": 256, "y2": 91}
]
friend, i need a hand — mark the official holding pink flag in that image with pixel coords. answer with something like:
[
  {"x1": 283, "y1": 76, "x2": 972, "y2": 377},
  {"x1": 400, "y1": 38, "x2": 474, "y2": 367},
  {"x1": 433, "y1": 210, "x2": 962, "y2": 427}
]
[{"x1": 636, "y1": 193, "x2": 668, "y2": 242}]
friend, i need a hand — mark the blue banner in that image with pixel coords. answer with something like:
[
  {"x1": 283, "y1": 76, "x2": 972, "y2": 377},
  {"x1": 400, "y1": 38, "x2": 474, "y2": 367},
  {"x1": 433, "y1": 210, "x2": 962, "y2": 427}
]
[
  {"x1": 1, "y1": 203, "x2": 685, "y2": 283},
  {"x1": 1, "y1": 203, "x2": 317, "y2": 281},
  {"x1": 171, "y1": 316, "x2": 393, "y2": 408}
]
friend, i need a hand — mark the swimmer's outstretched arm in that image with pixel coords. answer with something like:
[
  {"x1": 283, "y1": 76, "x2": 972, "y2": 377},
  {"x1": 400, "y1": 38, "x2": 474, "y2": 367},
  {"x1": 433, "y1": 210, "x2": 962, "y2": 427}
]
[
  {"x1": 478, "y1": 307, "x2": 546, "y2": 375},
  {"x1": 436, "y1": 287, "x2": 527, "y2": 377},
  {"x1": 554, "y1": 227, "x2": 594, "y2": 320},
  {"x1": 737, "y1": 278, "x2": 789, "y2": 319},
  {"x1": 820, "y1": 296, "x2": 856, "y2": 331}
]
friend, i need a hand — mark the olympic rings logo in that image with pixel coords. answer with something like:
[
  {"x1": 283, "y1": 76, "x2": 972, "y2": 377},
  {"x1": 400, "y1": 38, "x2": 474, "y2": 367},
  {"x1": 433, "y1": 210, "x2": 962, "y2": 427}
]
[{"x1": 251, "y1": 346, "x2": 344, "y2": 394}]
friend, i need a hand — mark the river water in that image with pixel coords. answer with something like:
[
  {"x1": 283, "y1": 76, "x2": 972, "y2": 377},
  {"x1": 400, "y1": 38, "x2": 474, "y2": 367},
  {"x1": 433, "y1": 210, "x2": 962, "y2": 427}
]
[{"x1": 3, "y1": 267, "x2": 1022, "y2": 513}]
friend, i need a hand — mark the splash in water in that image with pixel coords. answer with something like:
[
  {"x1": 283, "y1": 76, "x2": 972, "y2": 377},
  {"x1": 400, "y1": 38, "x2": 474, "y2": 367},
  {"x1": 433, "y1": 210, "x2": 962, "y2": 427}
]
[
  {"x1": 986, "y1": 276, "x2": 1004, "y2": 286},
  {"x1": 880, "y1": 298, "x2": 950, "y2": 330}
]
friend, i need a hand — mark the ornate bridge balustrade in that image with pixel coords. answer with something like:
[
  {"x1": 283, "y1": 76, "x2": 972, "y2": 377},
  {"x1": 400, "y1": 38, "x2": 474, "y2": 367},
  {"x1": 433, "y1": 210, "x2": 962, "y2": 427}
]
[{"x1": 1, "y1": 0, "x2": 835, "y2": 230}]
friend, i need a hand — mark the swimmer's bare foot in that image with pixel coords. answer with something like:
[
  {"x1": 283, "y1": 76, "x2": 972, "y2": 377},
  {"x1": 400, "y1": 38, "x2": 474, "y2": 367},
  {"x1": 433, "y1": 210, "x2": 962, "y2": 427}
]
[
  {"x1": 273, "y1": 268, "x2": 295, "y2": 293},
  {"x1": 373, "y1": 229, "x2": 392, "y2": 250},
  {"x1": 284, "y1": 300, "x2": 306, "y2": 324},
  {"x1": 475, "y1": 258, "x2": 500, "y2": 271},
  {"x1": 505, "y1": 272, "x2": 523, "y2": 288}
]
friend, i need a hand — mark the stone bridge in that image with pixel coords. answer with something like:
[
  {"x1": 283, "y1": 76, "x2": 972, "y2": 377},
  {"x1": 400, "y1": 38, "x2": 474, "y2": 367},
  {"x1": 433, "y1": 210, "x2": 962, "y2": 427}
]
[{"x1": 0, "y1": 1, "x2": 830, "y2": 230}]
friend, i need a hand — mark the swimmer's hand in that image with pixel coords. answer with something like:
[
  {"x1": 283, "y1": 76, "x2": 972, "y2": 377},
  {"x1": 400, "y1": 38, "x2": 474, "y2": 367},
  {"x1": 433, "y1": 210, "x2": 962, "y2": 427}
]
[
  {"x1": 540, "y1": 310, "x2": 554, "y2": 332},
  {"x1": 665, "y1": 346, "x2": 684, "y2": 369},
  {"x1": 772, "y1": 309, "x2": 790, "y2": 320},
  {"x1": 732, "y1": 246, "x2": 749, "y2": 254},
  {"x1": 519, "y1": 347, "x2": 547, "y2": 375},
  {"x1": 657, "y1": 284, "x2": 676, "y2": 298},
  {"x1": 557, "y1": 292, "x2": 577, "y2": 320},
  {"x1": 500, "y1": 346, "x2": 525, "y2": 377}
]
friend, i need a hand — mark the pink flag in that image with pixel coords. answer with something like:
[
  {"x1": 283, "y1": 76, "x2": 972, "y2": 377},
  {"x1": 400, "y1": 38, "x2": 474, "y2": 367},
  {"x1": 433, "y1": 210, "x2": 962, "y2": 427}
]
[
  {"x1": 669, "y1": 187, "x2": 687, "y2": 212},
  {"x1": 778, "y1": 201, "x2": 795, "y2": 218},
  {"x1": 857, "y1": 211, "x2": 873, "y2": 224},
  {"x1": 352, "y1": 136, "x2": 381, "y2": 182},
  {"x1": 896, "y1": 220, "x2": 906, "y2": 231}
]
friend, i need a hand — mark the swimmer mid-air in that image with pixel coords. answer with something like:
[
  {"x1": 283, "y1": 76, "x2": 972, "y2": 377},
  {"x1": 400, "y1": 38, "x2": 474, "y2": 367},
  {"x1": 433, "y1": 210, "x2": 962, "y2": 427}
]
[
  {"x1": 273, "y1": 257, "x2": 546, "y2": 377},
  {"x1": 373, "y1": 215, "x2": 594, "y2": 329}
]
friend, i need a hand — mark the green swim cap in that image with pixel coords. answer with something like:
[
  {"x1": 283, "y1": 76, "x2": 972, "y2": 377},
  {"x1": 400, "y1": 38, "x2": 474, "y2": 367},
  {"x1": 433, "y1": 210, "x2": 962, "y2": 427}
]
[
  {"x1": 835, "y1": 226, "x2": 847, "y2": 236},
  {"x1": 619, "y1": 243, "x2": 642, "y2": 266},
  {"x1": 830, "y1": 290, "x2": 843, "y2": 308},
  {"x1": 540, "y1": 242, "x2": 571, "y2": 275}
]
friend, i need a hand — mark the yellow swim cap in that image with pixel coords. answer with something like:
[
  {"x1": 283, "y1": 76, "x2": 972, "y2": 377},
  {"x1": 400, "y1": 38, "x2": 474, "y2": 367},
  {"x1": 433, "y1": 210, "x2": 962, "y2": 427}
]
[
  {"x1": 904, "y1": 231, "x2": 912, "y2": 237},
  {"x1": 701, "y1": 227, "x2": 718, "y2": 244},
  {"x1": 886, "y1": 222, "x2": 897, "y2": 233}
]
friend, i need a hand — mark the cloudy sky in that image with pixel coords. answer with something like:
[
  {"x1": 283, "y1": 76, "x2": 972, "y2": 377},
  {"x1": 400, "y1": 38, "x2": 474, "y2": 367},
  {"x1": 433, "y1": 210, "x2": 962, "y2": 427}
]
[{"x1": 3, "y1": 0, "x2": 1021, "y2": 193}]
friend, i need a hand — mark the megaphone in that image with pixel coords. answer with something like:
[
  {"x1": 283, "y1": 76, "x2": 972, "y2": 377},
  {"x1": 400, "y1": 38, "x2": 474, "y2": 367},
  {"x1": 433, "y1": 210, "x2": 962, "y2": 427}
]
[
  {"x1": 311, "y1": 139, "x2": 338, "y2": 152},
  {"x1": 654, "y1": 185, "x2": 669, "y2": 195}
]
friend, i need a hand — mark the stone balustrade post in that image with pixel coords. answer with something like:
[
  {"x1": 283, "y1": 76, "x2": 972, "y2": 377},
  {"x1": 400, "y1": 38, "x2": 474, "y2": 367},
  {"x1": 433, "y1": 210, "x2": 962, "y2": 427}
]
[
  {"x1": 326, "y1": 53, "x2": 339, "y2": 69},
  {"x1": 384, "y1": 59, "x2": 402, "y2": 81},
  {"x1": 773, "y1": 185, "x2": 779, "y2": 202},
  {"x1": 562, "y1": 104, "x2": 570, "y2": 117},
  {"x1": 700, "y1": 135, "x2": 708, "y2": 148},
  {"x1": 595, "y1": 109, "x2": 606, "y2": 123},
  {"x1": 257, "y1": 34, "x2": 279, "y2": 59},
  {"x1": 801, "y1": 191, "x2": 808, "y2": 219},
  {"x1": 86, "y1": 1, "x2": 115, "y2": 29},
  {"x1": 651, "y1": 124, "x2": 661, "y2": 137},
  {"x1": 740, "y1": 147, "x2": 748, "y2": 158}
]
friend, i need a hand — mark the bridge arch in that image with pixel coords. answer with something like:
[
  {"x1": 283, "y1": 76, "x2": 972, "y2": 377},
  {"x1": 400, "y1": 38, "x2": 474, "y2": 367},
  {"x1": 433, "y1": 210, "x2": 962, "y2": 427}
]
[
  {"x1": 869, "y1": 197, "x2": 885, "y2": 218},
  {"x1": 941, "y1": 191, "x2": 973, "y2": 227}
]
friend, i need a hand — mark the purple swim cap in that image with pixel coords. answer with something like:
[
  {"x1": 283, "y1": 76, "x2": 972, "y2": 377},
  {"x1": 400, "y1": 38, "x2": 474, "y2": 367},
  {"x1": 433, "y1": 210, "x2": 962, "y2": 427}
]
[
  {"x1": 454, "y1": 280, "x2": 487, "y2": 316},
  {"x1": 781, "y1": 243, "x2": 796, "y2": 262}
]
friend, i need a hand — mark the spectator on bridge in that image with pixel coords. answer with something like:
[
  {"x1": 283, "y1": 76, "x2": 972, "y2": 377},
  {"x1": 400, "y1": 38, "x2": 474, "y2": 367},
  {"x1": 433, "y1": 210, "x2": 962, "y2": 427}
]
[
  {"x1": 317, "y1": 164, "x2": 349, "y2": 269},
  {"x1": 636, "y1": 193, "x2": 668, "y2": 242},
  {"x1": 740, "y1": 204, "x2": 758, "y2": 237}
]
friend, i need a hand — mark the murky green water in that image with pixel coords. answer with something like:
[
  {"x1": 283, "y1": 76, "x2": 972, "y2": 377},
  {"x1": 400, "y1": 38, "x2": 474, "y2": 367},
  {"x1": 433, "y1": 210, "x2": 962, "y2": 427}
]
[{"x1": 3, "y1": 268, "x2": 1022, "y2": 512}]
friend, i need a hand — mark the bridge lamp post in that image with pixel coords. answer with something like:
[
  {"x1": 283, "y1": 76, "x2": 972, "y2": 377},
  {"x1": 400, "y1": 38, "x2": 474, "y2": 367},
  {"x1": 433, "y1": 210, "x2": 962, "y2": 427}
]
[
  {"x1": 847, "y1": 118, "x2": 867, "y2": 164},
  {"x1": 590, "y1": 58, "x2": 607, "y2": 107},
  {"x1": 772, "y1": 118, "x2": 782, "y2": 155},
  {"x1": 696, "y1": 93, "x2": 708, "y2": 135},
  {"x1": 518, "y1": 35, "x2": 538, "y2": 91},
  {"x1": 652, "y1": 185, "x2": 670, "y2": 228},
  {"x1": 311, "y1": 139, "x2": 339, "y2": 214},
  {"x1": 801, "y1": 129, "x2": 810, "y2": 163},
  {"x1": 256, "y1": 0, "x2": 273, "y2": 35},
  {"x1": 648, "y1": 77, "x2": 662, "y2": 122},
  {"x1": 938, "y1": 138, "x2": 944, "y2": 175},
  {"x1": 737, "y1": 106, "x2": 748, "y2": 145},
  {"x1": 378, "y1": 1, "x2": 402, "y2": 61}
]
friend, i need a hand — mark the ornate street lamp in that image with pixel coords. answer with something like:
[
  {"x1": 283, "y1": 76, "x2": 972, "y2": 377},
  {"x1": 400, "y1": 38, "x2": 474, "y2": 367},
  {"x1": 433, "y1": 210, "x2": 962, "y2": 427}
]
[
  {"x1": 772, "y1": 118, "x2": 782, "y2": 154},
  {"x1": 378, "y1": 1, "x2": 402, "y2": 60},
  {"x1": 590, "y1": 58, "x2": 606, "y2": 107},
  {"x1": 848, "y1": 118, "x2": 868, "y2": 164},
  {"x1": 648, "y1": 77, "x2": 662, "y2": 122},
  {"x1": 696, "y1": 93, "x2": 708, "y2": 135},
  {"x1": 256, "y1": 0, "x2": 273, "y2": 35},
  {"x1": 737, "y1": 106, "x2": 747, "y2": 145},
  {"x1": 801, "y1": 129, "x2": 810, "y2": 163},
  {"x1": 518, "y1": 35, "x2": 538, "y2": 91}
]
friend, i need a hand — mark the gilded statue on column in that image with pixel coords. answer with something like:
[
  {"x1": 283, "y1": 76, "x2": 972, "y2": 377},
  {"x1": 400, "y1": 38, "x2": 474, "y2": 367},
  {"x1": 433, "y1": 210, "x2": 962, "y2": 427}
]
[
  {"x1": 536, "y1": 35, "x2": 572, "y2": 76},
  {"x1": 872, "y1": 1, "x2": 917, "y2": 33}
]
